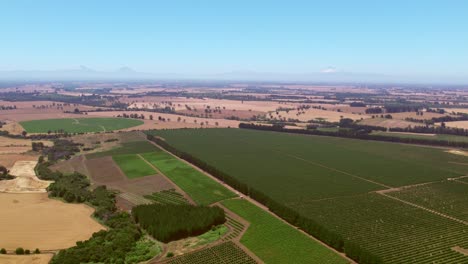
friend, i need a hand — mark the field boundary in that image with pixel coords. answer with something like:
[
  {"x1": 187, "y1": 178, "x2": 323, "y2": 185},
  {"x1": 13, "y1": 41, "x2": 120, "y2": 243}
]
[
  {"x1": 138, "y1": 153, "x2": 196, "y2": 205},
  {"x1": 378, "y1": 192, "x2": 468, "y2": 225}
]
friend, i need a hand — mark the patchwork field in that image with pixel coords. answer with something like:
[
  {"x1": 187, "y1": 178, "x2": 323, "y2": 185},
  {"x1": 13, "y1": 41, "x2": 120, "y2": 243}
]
[
  {"x1": 222, "y1": 199, "x2": 348, "y2": 264},
  {"x1": 141, "y1": 151, "x2": 236, "y2": 205},
  {"x1": 20, "y1": 117, "x2": 143, "y2": 133},
  {"x1": 86, "y1": 140, "x2": 158, "y2": 159},
  {"x1": 151, "y1": 128, "x2": 468, "y2": 263},
  {"x1": 0, "y1": 193, "x2": 104, "y2": 250},
  {"x1": 113, "y1": 154, "x2": 157, "y2": 178}
]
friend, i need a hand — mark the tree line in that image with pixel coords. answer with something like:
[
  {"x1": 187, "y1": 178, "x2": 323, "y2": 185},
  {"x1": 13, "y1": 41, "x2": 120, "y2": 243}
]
[
  {"x1": 132, "y1": 204, "x2": 225, "y2": 243},
  {"x1": 147, "y1": 133, "x2": 381, "y2": 264},
  {"x1": 239, "y1": 123, "x2": 468, "y2": 148}
]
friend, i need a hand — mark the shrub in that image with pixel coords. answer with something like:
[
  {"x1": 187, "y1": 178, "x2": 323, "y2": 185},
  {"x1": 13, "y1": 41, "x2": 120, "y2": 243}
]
[
  {"x1": 34, "y1": 248, "x2": 40, "y2": 254},
  {"x1": 15, "y1": 247, "x2": 24, "y2": 255},
  {"x1": 0, "y1": 248, "x2": 6, "y2": 254},
  {"x1": 25, "y1": 249, "x2": 31, "y2": 255},
  {"x1": 166, "y1": 252, "x2": 174, "y2": 258}
]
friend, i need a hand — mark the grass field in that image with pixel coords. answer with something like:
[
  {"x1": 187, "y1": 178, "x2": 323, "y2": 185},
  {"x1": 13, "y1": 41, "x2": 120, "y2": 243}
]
[
  {"x1": 86, "y1": 141, "x2": 158, "y2": 159},
  {"x1": 112, "y1": 154, "x2": 157, "y2": 178},
  {"x1": 20, "y1": 117, "x2": 143, "y2": 133},
  {"x1": 141, "y1": 151, "x2": 236, "y2": 205},
  {"x1": 388, "y1": 180, "x2": 468, "y2": 221},
  {"x1": 371, "y1": 131, "x2": 468, "y2": 143},
  {"x1": 222, "y1": 199, "x2": 347, "y2": 264},
  {"x1": 162, "y1": 241, "x2": 256, "y2": 264}
]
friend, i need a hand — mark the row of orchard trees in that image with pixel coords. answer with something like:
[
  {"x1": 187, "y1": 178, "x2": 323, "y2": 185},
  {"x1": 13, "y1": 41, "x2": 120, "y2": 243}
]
[
  {"x1": 132, "y1": 204, "x2": 225, "y2": 243},
  {"x1": 147, "y1": 133, "x2": 382, "y2": 264}
]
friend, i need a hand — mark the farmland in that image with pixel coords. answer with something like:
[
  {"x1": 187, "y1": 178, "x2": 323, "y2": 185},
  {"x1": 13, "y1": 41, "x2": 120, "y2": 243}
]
[
  {"x1": 86, "y1": 140, "x2": 159, "y2": 159},
  {"x1": 296, "y1": 193, "x2": 468, "y2": 264},
  {"x1": 152, "y1": 128, "x2": 468, "y2": 263},
  {"x1": 0, "y1": 193, "x2": 104, "y2": 251},
  {"x1": 19, "y1": 117, "x2": 143, "y2": 133},
  {"x1": 371, "y1": 131, "x2": 468, "y2": 143},
  {"x1": 222, "y1": 199, "x2": 348, "y2": 264},
  {"x1": 152, "y1": 128, "x2": 468, "y2": 197},
  {"x1": 158, "y1": 241, "x2": 257, "y2": 264},
  {"x1": 113, "y1": 154, "x2": 157, "y2": 178},
  {"x1": 141, "y1": 151, "x2": 236, "y2": 205},
  {"x1": 387, "y1": 180, "x2": 468, "y2": 221}
]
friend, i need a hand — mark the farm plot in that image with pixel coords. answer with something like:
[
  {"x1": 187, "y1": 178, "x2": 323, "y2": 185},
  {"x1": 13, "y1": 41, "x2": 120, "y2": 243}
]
[
  {"x1": 112, "y1": 154, "x2": 157, "y2": 178},
  {"x1": 221, "y1": 199, "x2": 347, "y2": 264},
  {"x1": 0, "y1": 193, "x2": 104, "y2": 251},
  {"x1": 157, "y1": 241, "x2": 257, "y2": 264},
  {"x1": 297, "y1": 193, "x2": 468, "y2": 264},
  {"x1": 144, "y1": 189, "x2": 190, "y2": 205},
  {"x1": 387, "y1": 180, "x2": 468, "y2": 222},
  {"x1": 141, "y1": 151, "x2": 236, "y2": 205},
  {"x1": 371, "y1": 131, "x2": 468, "y2": 143},
  {"x1": 152, "y1": 129, "x2": 468, "y2": 200},
  {"x1": 20, "y1": 117, "x2": 143, "y2": 133},
  {"x1": 86, "y1": 140, "x2": 158, "y2": 159}
]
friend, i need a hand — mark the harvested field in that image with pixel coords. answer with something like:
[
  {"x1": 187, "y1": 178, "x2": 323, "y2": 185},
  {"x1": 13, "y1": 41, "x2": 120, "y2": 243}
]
[
  {"x1": 0, "y1": 193, "x2": 104, "y2": 250},
  {"x1": 439, "y1": 120, "x2": 468, "y2": 129},
  {"x1": 177, "y1": 109, "x2": 263, "y2": 120},
  {"x1": 271, "y1": 108, "x2": 368, "y2": 122},
  {"x1": 358, "y1": 117, "x2": 419, "y2": 128},
  {"x1": 86, "y1": 110, "x2": 241, "y2": 129},
  {"x1": 0, "y1": 136, "x2": 52, "y2": 154},
  {"x1": 0, "y1": 153, "x2": 38, "y2": 169},
  {"x1": 0, "y1": 254, "x2": 53, "y2": 264},
  {"x1": 391, "y1": 111, "x2": 449, "y2": 120},
  {"x1": 49, "y1": 155, "x2": 89, "y2": 175},
  {"x1": 0, "y1": 160, "x2": 52, "y2": 193}
]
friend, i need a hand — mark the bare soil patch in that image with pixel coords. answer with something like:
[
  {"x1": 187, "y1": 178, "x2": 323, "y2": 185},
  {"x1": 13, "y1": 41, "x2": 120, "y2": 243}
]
[
  {"x1": 0, "y1": 193, "x2": 104, "y2": 251},
  {"x1": 446, "y1": 149, "x2": 468, "y2": 157},
  {"x1": 0, "y1": 160, "x2": 52, "y2": 193},
  {"x1": 0, "y1": 254, "x2": 53, "y2": 264},
  {"x1": 0, "y1": 154, "x2": 38, "y2": 169}
]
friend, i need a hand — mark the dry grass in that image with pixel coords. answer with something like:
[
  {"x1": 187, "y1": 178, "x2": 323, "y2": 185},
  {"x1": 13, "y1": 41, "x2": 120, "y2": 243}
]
[
  {"x1": 439, "y1": 121, "x2": 468, "y2": 129},
  {"x1": 358, "y1": 118, "x2": 419, "y2": 128},
  {"x1": 391, "y1": 112, "x2": 448, "y2": 120},
  {"x1": 86, "y1": 111, "x2": 241, "y2": 129},
  {"x1": 0, "y1": 193, "x2": 104, "y2": 250},
  {"x1": 271, "y1": 108, "x2": 368, "y2": 122},
  {"x1": 0, "y1": 136, "x2": 52, "y2": 154},
  {"x1": 0, "y1": 154, "x2": 38, "y2": 169},
  {"x1": 0, "y1": 254, "x2": 53, "y2": 264}
]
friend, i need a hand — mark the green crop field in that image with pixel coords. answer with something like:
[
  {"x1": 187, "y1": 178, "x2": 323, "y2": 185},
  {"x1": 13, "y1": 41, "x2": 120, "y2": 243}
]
[
  {"x1": 149, "y1": 128, "x2": 468, "y2": 263},
  {"x1": 297, "y1": 193, "x2": 468, "y2": 264},
  {"x1": 388, "y1": 180, "x2": 468, "y2": 221},
  {"x1": 86, "y1": 141, "x2": 159, "y2": 159},
  {"x1": 140, "y1": 151, "x2": 236, "y2": 205},
  {"x1": 20, "y1": 117, "x2": 143, "y2": 133},
  {"x1": 162, "y1": 241, "x2": 257, "y2": 264},
  {"x1": 151, "y1": 129, "x2": 468, "y2": 201},
  {"x1": 113, "y1": 154, "x2": 157, "y2": 178},
  {"x1": 222, "y1": 199, "x2": 347, "y2": 264},
  {"x1": 371, "y1": 131, "x2": 468, "y2": 143}
]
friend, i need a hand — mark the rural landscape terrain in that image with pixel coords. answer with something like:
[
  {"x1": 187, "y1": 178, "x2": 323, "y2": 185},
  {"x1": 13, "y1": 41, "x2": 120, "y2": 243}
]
[{"x1": 0, "y1": 81, "x2": 468, "y2": 263}]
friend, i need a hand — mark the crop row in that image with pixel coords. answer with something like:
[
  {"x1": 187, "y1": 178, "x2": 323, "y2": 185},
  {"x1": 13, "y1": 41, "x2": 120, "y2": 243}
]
[
  {"x1": 388, "y1": 180, "x2": 468, "y2": 222},
  {"x1": 161, "y1": 241, "x2": 257, "y2": 264},
  {"x1": 144, "y1": 189, "x2": 189, "y2": 205},
  {"x1": 299, "y1": 193, "x2": 468, "y2": 264}
]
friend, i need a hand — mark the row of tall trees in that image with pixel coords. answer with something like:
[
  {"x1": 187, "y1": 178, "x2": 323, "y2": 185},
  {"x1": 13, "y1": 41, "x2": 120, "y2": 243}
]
[{"x1": 132, "y1": 204, "x2": 225, "y2": 243}]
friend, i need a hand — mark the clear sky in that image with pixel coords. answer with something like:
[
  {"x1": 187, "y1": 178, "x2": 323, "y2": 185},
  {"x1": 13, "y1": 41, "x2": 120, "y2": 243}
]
[{"x1": 0, "y1": 0, "x2": 467, "y2": 80}]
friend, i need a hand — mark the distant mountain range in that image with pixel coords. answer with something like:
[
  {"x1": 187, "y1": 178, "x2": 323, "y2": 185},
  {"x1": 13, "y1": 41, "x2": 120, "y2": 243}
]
[{"x1": 0, "y1": 66, "x2": 466, "y2": 84}]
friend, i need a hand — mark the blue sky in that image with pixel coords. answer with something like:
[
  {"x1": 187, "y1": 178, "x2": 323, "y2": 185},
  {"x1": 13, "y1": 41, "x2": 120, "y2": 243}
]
[{"x1": 0, "y1": 0, "x2": 467, "y2": 80}]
